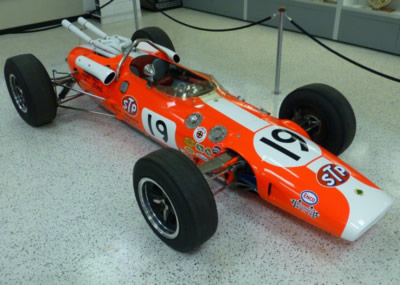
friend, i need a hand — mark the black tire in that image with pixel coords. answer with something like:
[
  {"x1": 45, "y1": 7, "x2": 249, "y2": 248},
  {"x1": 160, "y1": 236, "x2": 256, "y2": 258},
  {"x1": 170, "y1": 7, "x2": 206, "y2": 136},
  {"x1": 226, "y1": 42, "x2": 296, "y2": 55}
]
[
  {"x1": 131, "y1": 27, "x2": 175, "y2": 51},
  {"x1": 279, "y1": 83, "x2": 356, "y2": 156},
  {"x1": 133, "y1": 148, "x2": 218, "y2": 252},
  {"x1": 4, "y1": 54, "x2": 57, "y2": 127}
]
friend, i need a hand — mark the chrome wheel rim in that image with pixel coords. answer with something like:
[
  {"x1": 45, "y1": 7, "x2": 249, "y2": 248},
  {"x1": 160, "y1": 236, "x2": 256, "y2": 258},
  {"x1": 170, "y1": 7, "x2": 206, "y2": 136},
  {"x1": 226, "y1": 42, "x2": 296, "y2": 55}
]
[
  {"x1": 138, "y1": 178, "x2": 179, "y2": 239},
  {"x1": 9, "y1": 74, "x2": 28, "y2": 113}
]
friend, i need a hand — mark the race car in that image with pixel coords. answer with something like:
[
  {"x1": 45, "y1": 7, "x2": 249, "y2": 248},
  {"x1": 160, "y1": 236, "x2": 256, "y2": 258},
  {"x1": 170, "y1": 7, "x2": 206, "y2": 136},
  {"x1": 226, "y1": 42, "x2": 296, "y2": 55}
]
[{"x1": 4, "y1": 17, "x2": 393, "y2": 252}]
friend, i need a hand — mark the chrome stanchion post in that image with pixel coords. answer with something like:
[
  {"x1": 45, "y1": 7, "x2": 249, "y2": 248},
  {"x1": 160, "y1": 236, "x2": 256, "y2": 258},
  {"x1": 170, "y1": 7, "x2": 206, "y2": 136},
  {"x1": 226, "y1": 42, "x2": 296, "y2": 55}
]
[
  {"x1": 274, "y1": 7, "x2": 285, "y2": 95},
  {"x1": 133, "y1": 0, "x2": 140, "y2": 30}
]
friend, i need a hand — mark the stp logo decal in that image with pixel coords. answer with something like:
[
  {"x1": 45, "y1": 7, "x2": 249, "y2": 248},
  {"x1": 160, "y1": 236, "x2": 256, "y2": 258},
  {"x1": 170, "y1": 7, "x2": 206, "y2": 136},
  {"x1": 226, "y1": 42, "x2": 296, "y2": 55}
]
[
  {"x1": 317, "y1": 164, "x2": 350, "y2": 187},
  {"x1": 122, "y1": 96, "x2": 137, "y2": 116},
  {"x1": 300, "y1": 191, "x2": 318, "y2": 206},
  {"x1": 193, "y1": 126, "x2": 207, "y2": 143}
]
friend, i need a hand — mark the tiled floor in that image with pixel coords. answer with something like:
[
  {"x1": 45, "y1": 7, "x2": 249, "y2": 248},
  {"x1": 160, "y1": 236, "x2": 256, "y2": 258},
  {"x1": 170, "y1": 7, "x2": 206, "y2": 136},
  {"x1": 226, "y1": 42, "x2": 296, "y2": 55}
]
[{"x1": 0, "y1": 8, "x2": 399, "y2": 285}]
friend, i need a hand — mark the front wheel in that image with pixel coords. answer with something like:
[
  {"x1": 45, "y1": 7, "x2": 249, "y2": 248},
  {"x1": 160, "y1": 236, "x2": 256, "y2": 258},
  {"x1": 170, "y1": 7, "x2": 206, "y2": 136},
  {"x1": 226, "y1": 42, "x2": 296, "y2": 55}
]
[
  {"x1": 4, "y1": 54, "x2": 57, "y2": 127},
  {"x1": 133, "y1": 148, "x2": 218, "y2": 252},
  {"x1": 279, "y1": 83, "x2": 356, "y2": 156}
]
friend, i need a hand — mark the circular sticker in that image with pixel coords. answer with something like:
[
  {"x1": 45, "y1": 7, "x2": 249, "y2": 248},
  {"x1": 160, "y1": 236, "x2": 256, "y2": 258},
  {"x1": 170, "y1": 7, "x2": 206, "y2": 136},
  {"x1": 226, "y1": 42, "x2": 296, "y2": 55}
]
[
  {"x1": 122, "y1": 96, "x2": 138, "y2": 116},
  {"x1": 205, "y1": 147, "x2": 212, "y2": 157},
  {"x1": 193, "y1": 126, "x2": 207, "y2": 143},
  {"x1": 317, "y1": 164, "x2": 350, "y2": 187},
  {"x1": 184, "y1": 137, "x2": 195, "y2": 147},
  {"x1": 300, "y1": 191, "x2": 319, "y2": 206}
]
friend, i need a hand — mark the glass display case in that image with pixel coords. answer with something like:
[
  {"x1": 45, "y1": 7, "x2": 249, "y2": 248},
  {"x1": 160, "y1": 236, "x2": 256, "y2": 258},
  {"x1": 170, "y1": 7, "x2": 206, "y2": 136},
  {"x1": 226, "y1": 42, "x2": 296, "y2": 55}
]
[{"x1": 182, "y1": 0, "x2": 400, "y2": 54}]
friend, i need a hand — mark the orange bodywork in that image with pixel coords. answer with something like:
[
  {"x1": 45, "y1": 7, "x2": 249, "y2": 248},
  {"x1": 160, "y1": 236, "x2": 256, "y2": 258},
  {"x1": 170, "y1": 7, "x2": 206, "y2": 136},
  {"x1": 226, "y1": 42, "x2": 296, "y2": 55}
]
[{"x1": 66, "y1": 46, "x2": 391, "y2": 241}]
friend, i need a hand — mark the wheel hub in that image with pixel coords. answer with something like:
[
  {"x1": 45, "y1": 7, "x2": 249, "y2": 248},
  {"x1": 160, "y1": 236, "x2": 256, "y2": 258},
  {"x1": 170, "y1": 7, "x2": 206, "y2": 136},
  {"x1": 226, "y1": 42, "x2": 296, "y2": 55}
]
[
  {"x1": 9, "y1": 74, "x2": 28, "y2": 113},
  {"x1": 292, "y1": 108, "x2": 323, "y2": 140},
  {"x1": 138, "y1": 178, "x2": 179, "y2": 239}
]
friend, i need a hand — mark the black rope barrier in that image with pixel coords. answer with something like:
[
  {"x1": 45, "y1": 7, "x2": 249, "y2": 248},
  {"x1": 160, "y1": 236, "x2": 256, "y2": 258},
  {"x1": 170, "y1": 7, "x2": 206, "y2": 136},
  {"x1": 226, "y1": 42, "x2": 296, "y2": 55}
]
[
  {"x1": 287, "y1": 16, "x2": 400, "y2": 83},
  {"x1": 159, "y1": 10, "x2": 274, "y2": 32}
]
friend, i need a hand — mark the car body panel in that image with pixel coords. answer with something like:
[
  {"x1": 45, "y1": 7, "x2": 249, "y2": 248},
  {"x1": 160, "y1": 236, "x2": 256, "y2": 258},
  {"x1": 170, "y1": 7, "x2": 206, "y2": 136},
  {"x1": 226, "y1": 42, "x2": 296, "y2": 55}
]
[{"x1": 66, "y1": 45, "x2": 393, "y2": 241}]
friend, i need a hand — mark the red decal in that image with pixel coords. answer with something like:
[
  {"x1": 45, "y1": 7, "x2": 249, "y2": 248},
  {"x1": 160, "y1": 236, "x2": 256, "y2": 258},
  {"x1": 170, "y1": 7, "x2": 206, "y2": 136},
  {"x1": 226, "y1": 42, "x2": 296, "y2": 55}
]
[
  {"x1": 122, "y1": 96, "x2": 138, "y2": 116},
  {"x1": 317, "y1": 164, "x2": 350, "y2": 187}
]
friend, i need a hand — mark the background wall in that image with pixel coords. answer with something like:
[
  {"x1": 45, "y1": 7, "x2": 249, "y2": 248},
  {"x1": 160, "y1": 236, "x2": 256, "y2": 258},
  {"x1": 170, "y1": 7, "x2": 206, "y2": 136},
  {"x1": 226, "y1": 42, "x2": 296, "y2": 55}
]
[
  {"x1": 0, "y1": 0, "x2": 84, "y2": 30},
  {"x1": 97, "y1": 0, "x2": 141, "y2": 24}
]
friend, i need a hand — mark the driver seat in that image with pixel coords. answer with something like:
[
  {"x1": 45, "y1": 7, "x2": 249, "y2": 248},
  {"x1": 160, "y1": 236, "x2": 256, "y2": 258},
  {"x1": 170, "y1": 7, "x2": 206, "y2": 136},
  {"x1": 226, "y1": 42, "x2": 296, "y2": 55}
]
[{"x1": 152, "y1": 58, "x2": 173, "y2": 85}]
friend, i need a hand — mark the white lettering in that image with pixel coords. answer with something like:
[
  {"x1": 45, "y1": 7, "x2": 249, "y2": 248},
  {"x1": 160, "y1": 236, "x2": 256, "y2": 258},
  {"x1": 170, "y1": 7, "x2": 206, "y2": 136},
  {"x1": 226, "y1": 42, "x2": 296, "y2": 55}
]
[{"x1": 322, "y1": 173, "x2": 335, "y2": 186}]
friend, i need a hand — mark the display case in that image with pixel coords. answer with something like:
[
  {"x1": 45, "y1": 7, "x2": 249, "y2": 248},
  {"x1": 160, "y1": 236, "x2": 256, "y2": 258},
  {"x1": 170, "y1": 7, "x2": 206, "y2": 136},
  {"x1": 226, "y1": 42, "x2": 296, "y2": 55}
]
[
  {"x1": 338, "y1": 0, "x2": 400, "y2": 53},
  {"x1": 181, "y1": 0, "x2": 400, "y2": 54}
]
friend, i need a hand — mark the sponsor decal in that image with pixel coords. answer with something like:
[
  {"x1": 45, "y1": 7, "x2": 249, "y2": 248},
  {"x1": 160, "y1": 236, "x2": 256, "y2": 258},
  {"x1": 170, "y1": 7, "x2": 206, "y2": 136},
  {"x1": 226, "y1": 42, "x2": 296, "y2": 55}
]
[
  {"x1": 212, "y1": 145, "x2": 222, "y2": 154},
  {"x1": 317, "y1": 164, "x2": 350, "y2": 187},
  {"x1": 196, "y1": 152, "x2": 209, "y2": 161},
  {"x1": 205, "y1": 147, "x2": 212, "y2": 157},
  {"x1": 291, "y1": 199, "x2": 320, "y2": 219},
  {"x1": 300, "y1": 191, "x2": 319, "y2": 206},
  {"x1": 184, "y1": 146, "x2": 194, "y2": 155},
  {"x1": 193, "y1": 126, "x2": 207, "y2": 143},
  {"x1": 184, "y1": 137, "x2": 195, "y2": 148},
  {"x1": 122, "y1": 96, "x2": 138, "y2": 116},
  {"x1": 195, "y1": 143, "x2": 205, "y2": 153}
]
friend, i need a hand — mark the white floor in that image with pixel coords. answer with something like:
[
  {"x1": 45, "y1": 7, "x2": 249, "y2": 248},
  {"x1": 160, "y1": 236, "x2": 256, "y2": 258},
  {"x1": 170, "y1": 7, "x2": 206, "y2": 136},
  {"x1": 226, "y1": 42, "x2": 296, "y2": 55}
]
[{"x1": 0, "y1": 8, "x2": 399, "y2": 285}]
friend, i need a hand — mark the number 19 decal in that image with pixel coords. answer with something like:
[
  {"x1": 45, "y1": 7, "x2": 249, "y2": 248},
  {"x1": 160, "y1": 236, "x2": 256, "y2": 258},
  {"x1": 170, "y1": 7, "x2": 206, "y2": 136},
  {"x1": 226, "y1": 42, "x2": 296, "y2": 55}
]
[
  {"x1": 254, "y1": 126, "x2": 321, "y2": 167},
  {"x1": 142, "y1": 108, "x2": 177, "y2": 149}
]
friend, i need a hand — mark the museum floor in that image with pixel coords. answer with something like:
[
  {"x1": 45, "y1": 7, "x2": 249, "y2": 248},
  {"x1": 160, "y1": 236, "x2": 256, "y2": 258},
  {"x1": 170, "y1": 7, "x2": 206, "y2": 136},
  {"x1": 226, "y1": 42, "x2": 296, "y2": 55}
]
[{"x1": 0, "y1": 8, "x2": 399, "y2": 284}]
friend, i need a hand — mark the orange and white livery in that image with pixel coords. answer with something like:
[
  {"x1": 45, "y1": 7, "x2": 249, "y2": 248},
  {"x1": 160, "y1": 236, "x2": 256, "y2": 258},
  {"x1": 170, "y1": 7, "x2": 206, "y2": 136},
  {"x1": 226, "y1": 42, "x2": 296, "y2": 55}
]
[{"x1": 4, "y1": 18, "x2": 393, "y2": 252}]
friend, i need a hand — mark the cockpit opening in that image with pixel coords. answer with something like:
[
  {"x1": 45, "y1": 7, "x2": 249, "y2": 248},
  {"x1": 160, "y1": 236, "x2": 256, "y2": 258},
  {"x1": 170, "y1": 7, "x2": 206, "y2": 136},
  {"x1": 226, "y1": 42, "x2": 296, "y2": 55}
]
[{"x1": 130, "y1": 55, "x2": 215, "y2": 98}]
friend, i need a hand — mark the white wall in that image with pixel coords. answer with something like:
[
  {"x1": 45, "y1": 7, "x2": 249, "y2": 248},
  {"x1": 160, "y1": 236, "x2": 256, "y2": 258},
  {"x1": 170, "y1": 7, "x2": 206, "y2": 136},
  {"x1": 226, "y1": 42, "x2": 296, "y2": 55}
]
[
  {"x1": 83, "y1": 0, "x2": 97, "y2": 12},
  {"x1": 98, "y1": 0, "x2": 141, "y2": 24},
  {"x1": 0, "y1": 0, "x2": 84, "y2": 30}
]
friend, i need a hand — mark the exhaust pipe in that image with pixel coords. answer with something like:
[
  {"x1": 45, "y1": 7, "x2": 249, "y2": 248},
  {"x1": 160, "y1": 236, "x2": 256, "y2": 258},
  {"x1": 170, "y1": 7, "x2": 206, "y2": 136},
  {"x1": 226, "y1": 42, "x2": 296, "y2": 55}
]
[
  {"x1": 137, "y1": 42, "x2": 180, "y2": 63},
  {"x1": 76, "y1": 56, "x2": 116, "y2": 85},
  {"x1": 77, "y1": 17, "x2": 108, "y2": 39},
  {"x1": 62, "y1": 19, "x2": 92, "y2": 42},
  {"x1": 155, "y1": 43, "x2": 180, "y2": 63}
]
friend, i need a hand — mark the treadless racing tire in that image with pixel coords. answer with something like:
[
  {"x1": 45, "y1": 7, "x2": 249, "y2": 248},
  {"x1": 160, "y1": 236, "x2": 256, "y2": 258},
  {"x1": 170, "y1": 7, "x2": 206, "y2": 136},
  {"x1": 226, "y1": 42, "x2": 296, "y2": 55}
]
[
  {"x1": 131, "y1": 27, "x2": 175, "y2": 51},
  {"x1": 133, "y1": 148, "x2": 218, "y2": 252},
  {"x1": 279, "y1": 83, "x2": 356, "y2": 156},
  {"x1": 4, "y1": 54, "x2": 57, "y2": 127}
]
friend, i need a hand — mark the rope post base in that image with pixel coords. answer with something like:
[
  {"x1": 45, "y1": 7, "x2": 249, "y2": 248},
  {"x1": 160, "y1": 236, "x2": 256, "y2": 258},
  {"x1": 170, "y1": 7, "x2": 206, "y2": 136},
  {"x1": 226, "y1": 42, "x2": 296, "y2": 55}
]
[{"x1": 274, "y1": 7, "x2": 286, "y2": 95}]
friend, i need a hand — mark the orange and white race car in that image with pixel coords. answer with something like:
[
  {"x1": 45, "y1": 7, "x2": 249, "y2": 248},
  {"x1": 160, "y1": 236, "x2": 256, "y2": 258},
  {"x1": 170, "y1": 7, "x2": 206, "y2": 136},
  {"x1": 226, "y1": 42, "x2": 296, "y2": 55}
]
[{"x1": 4, "y1": 18, "x2": 393, "y2": 252}]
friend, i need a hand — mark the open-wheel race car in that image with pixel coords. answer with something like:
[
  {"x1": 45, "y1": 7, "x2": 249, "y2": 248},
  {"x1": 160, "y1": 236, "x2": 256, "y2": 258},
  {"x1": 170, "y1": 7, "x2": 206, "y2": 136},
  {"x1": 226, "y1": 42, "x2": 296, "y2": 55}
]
[{"x1": 4, "y1": 18, "x2": 393, "y2": 252}]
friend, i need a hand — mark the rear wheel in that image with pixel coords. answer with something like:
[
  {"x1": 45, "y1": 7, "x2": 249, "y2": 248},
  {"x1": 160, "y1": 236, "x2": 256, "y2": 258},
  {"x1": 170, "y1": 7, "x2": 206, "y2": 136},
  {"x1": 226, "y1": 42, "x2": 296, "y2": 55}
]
[
  {"x1": 133, "y1": 148, "x2": 218, "y2": 252},
  {"x1": 131, "y1": 27, "x2": 175, "y2": 51},
  {"x1": 4, "y1": 54, "x2": 57, "y2": 127},
  {"x1": 279, "y1": 83, "x2": 356, "y2": 155}
]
